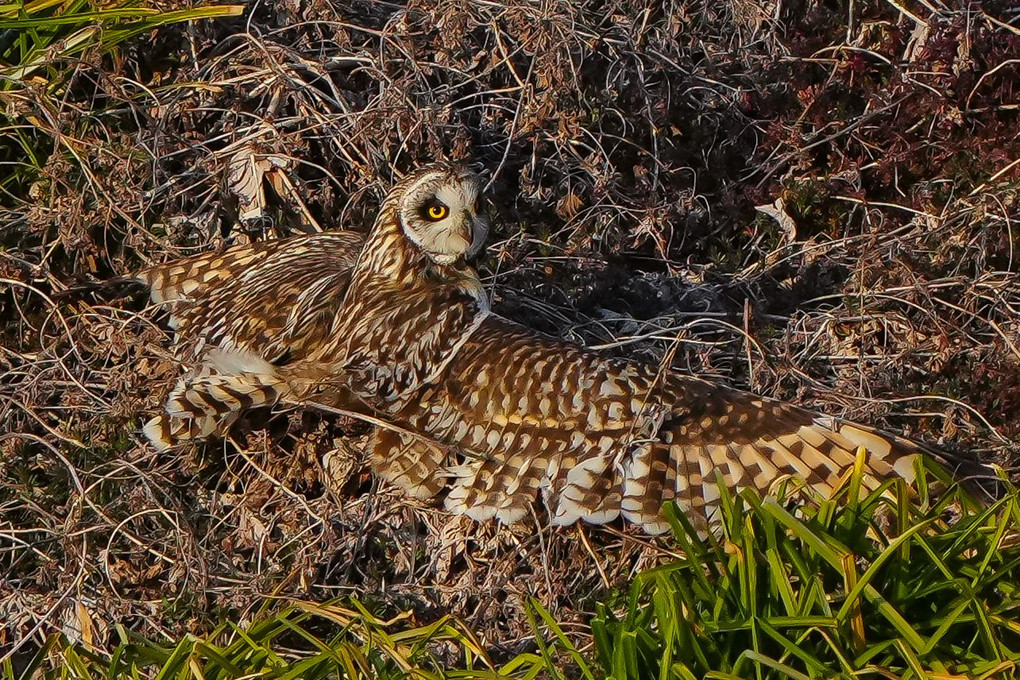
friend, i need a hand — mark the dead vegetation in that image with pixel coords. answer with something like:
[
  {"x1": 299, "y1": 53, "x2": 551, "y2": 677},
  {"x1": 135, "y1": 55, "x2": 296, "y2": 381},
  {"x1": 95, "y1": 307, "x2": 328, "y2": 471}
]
[{"x1": 1, "y1": 0, "x2": 1018, "y2": 667}]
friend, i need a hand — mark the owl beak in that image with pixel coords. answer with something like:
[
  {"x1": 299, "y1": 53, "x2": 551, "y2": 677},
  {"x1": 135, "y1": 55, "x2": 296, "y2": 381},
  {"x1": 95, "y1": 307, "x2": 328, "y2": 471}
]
[{"x1": 466, "y1": 213, "x2": 490, "y2": 261}]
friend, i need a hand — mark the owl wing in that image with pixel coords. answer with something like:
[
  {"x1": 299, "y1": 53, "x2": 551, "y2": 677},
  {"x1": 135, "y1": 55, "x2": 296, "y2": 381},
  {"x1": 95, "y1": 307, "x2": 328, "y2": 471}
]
[
  {"x1": 136, "y1": 232, "x2": 364, "y2": 362},
  {"x1": 391, "y1": 316, "x2": 927, "y2": 534},
  {"x1": 138, "y1": 231, "x2": 366, "y2": 451},
  {"x1": 138, "y1": 238, "x2": 295, "y2": 313},
  {"x1": 609, "y1": 374, "x2": 925, "y2": 533}
]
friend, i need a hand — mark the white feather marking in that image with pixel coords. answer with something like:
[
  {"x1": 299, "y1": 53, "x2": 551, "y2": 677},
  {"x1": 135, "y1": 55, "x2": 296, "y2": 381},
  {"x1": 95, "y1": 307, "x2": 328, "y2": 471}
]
[
  {"x1": 582, "y1": 505, "x2": 620, "y2": 525},
  {"x1": 142, "y1": 416, "x2": 172, "y2": 451},
  {"x1": 443, "y1": 484, "x2": 471, "y2": 512},
  {"x1": 620, "y1": 496, "x2": 643, "y2": 513},
  {"x1": 204, "y1": 348, "x2": 276, "y2": 375},
  {"x1": 495, "y1": 504, "x2": 527, "y2": 524},
  {"x1": 564, "y1": 455, "x2": 608, "y2": 488},
  {"x1": 550, "y1": 503, "x2": 582, "y2": 526},
  {"x1": 698, "y1": 450, "x2": 721, "y2": 507},
  {"x1": 463, "y1": 502, "x2": 498, "y2": 522},
  {"x1": 642, "y1": 519, "x2": 671, "y2": 535},
  {"x1": 833, "y1": 422, "x2": 894, "y2": 458}
]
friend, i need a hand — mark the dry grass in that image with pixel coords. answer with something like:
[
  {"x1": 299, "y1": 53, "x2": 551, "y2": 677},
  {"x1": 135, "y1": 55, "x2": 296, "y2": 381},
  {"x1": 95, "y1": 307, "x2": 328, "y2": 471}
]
[{"x1": 1, "y1": 0, "x2": 1018, "y2": 670}]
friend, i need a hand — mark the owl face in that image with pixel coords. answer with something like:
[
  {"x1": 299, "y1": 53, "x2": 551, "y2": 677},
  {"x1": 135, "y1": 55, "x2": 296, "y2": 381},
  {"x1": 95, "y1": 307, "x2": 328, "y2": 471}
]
[{"x1": 395, "y1": 165, "x2": 490, "y2": 265}]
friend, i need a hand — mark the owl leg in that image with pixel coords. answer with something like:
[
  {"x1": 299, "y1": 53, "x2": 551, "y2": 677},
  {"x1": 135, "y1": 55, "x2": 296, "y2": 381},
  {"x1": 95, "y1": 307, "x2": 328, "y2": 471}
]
[{"x1": 368, "y1": 428, "x2": 450, "y2": 500}]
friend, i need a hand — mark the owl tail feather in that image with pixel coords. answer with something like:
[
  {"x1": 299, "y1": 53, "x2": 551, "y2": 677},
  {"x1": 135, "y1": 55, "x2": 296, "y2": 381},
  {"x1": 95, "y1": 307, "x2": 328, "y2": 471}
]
[{"x1": 143, "y1": 350, "x2": 292, "y2": 451}]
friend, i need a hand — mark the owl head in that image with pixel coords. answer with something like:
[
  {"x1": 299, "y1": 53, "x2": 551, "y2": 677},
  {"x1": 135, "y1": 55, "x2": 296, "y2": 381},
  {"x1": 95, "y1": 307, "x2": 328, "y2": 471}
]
[{"x1": 388, "y1": 163, "x2": 490, "y2": 266}]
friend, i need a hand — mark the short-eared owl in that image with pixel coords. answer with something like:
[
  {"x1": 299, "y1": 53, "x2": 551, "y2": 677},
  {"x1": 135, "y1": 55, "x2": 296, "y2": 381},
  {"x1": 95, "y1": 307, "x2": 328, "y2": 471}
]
[{"x1": 148, "y1": 163, "x2": 930, "y2": 534}]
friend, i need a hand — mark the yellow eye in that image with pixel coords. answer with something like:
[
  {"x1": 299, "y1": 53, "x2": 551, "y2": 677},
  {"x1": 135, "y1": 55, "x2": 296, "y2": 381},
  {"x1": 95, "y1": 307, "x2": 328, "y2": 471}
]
[{"x1": 426, "y1": 203, "x2": 448, "y2": 220}]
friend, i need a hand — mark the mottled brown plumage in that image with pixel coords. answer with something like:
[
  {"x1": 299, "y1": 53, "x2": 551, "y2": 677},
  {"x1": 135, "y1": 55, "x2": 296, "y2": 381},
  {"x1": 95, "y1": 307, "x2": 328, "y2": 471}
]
[
  {"x1": 146, "y1": 163, "x2": 928, "y2": 534},
  {"x1": 138, "y1": 232, "x2": 364, "y2": 361},
  {"x1": 277, "y1": 164, "x2": 922, "y2": 533},
  {"x1": 138, "y1": 231, "x2": 363, "y2": 447}
]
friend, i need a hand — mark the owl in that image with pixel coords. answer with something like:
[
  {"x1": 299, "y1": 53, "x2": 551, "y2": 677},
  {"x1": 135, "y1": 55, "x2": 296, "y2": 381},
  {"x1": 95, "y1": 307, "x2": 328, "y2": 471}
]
[
  {"x1": 157, "y1": 162, "x2": 938, "y2": 534},
  {"x1": 137, "y1": 230, "x2": 363, "y2": 447}
]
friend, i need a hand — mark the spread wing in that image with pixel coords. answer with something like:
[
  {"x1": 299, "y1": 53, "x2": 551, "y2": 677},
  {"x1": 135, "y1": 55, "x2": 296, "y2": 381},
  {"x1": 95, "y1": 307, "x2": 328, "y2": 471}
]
[{"x1": 387, "y1": 316, "x2": 929, "y2": 534}]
